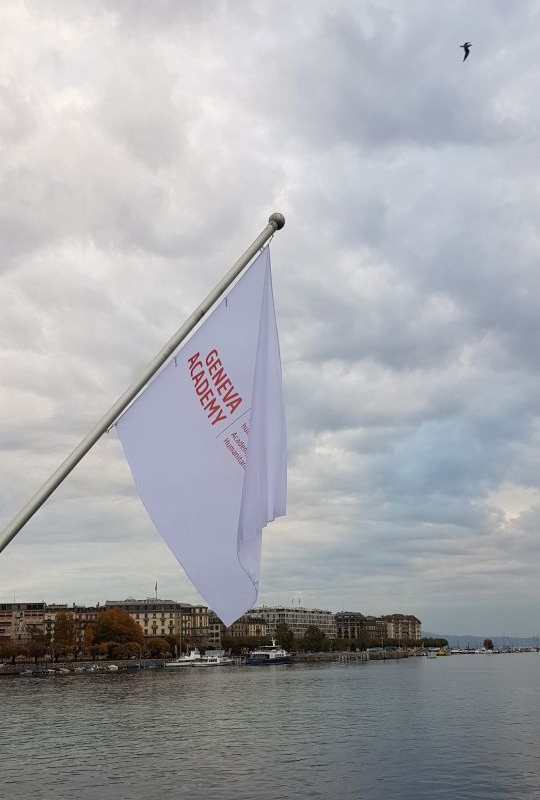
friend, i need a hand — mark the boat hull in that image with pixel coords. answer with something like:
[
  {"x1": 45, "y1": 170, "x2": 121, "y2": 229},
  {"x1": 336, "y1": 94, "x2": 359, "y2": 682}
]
[
  {"x1": 164, "y1": 649, "x2": 201, "y2": 667},
  {"x1": 246, "y1": 656, "x2": 292, "y2": 666}
]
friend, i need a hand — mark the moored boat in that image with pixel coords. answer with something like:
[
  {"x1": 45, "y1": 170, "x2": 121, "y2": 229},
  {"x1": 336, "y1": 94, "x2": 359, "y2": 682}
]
[
  {"x1": 246, "y1": 640, "x2": 292, "y2": 666},
  {"x1": 165, "y1": 649, "x2": 201, "y2": 668},
  {"x1": 192, "y1": 649, "x2": 233, "y2": 667}
]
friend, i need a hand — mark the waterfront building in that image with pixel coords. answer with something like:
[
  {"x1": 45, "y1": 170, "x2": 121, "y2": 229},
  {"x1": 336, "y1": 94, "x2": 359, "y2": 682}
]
[
  {"x1": 335, "y1": 613, "x2": 421, "y2": 643},
  {"x1": 0, "y1": 599, "x2": 421, "y2": 652},
  {"x1": 42, "y1": 604, "x2": 100, "y2": 658},
  {"x1": 334, "y1": 612, "x2": 367, "y2": 639},
  {"x1": 381, "y1": 613, "x2": 422, "y2": 641},
  {"x1": 363, "y1": 615, "x2": 390, "y2": 643},
  {"x1": 104, "y1": 598, "x2": 209, "y2": 648},
  {"x1": 208, "y1": 611, "x2": 267, "y2": 648},
  {"x1": 0, "y1": 602, "x2": 100, "y2": 657},
  {"x1": 43, "y1": 603, "x2": 68, "y2": 650},
  {"x1": 105, "y1": 598, "x2": 181, "y2": 639},
  {"x1": 72, "y1": 605, "x2": 99, "y2": 655},
  {"x1": 190, "y1": 604, "x2": 210, "y2": 645},
  {"x1": 254, "y1": 606, "x2": 337, "y2": 639},
  {"x1": 0, "y1": 602, "x2": 47, "y2": 644}
]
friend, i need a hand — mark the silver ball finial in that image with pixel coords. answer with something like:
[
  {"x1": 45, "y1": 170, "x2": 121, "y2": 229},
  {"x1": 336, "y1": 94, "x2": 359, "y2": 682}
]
[{"x1": 269, "y1": 212, "x2": 285, "y2": 230}]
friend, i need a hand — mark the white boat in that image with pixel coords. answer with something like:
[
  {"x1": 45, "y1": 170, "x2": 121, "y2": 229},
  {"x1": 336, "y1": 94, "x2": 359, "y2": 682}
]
[
  {"x1": 246, "y1": 640, "x2": 292, "y2": 666},
  {"x1": 192, "y1": 649, "x2": 233, "y2": 667},
  {"x1": 165, "y1": 649, "x2": 201, "y2": 668}
]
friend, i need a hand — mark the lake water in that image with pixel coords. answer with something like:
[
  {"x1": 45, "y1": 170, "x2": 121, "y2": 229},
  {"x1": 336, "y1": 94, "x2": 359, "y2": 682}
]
[{"x1": 2, "y1": 652, "x2": 540, "y2": 799}]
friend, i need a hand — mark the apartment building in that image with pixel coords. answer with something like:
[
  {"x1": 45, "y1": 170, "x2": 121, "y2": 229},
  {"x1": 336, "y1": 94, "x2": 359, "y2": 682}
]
[
  {"x1": 104, "y1": 598, "x2": 209, "y2": 646},
  {"x1": 254, "y1": 606, "x2": 337, "y2": 639},
  {"x1": 207, "y1": 611, "x2": 267, "y2": 648},
  {"x1": 380, "y1": 613, "x2": 422, "y2": 641},
  {"x1": 0, "y1": 602, "x2": 47, "y2": 643},
  {"x1": 0, "y1": 600, "x2": 421, "y2": 650},
  {"x1": 334, "y1": 611, "x2": 367, "y2": 639},
  {"x1": 41, "y1": 604, "x2": 100, "y2": 656}
]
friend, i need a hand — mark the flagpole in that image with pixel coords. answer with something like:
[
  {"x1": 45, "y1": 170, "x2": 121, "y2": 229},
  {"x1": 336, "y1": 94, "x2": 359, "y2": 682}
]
[{"x1": 0, "y1": 212, "x2": 285, "y2": 554}]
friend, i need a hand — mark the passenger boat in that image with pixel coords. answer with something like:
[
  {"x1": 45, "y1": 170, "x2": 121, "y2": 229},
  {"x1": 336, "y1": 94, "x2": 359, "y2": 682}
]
[
  {"x1": 246, "y1": 640, "x2": 292, "y2": 666},
  {"x1": 192, "y1": 649, "x2": 233, "y2": 667},
  {"x1": 164, "y1": 649, "x2": 201, "y2": 668}
]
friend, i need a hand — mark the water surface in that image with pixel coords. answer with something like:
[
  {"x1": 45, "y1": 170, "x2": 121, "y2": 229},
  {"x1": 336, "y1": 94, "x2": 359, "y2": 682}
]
[{"x1": 2, "y1": 653, "x2": 540, "y2": 799}]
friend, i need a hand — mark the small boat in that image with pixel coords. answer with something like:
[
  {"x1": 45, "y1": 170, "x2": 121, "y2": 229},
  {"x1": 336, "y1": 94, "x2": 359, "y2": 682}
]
[
  {"x1": 32, "y1": 667, "x2": 50, "y2": 677},
  {"x1": 164, "y1": 649, "x2": 201, "y2": 668},
  {"x1": 192, "y1": 649, "x2": 233, "y2": 667},
  {"x1": 246, "y1": 640, "x2": 292, "y2": 666}
]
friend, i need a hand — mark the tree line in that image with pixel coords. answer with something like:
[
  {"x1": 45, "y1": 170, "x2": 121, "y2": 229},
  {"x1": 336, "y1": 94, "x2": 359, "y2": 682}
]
[
  {"x1": 0, "y1": 610, "x2": 446, "y2": 664},
  {"x1": 222, "y1": 623, "x2": 446, "y2": 655},
  {"x1": 0, "y1": 608, "x2": 182, "y2": 664}
]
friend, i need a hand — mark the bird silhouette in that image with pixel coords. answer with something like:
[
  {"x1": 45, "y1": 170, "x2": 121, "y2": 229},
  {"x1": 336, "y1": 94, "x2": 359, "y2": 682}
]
[{"x1": 460, "y1": 42, "x2": 472, "y2": 61}]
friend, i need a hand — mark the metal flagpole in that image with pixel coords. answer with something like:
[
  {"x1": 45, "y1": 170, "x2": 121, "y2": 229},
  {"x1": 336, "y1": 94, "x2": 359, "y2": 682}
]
[{"x1": 0, "y1": 212, "x2": 286, "y2": 554}]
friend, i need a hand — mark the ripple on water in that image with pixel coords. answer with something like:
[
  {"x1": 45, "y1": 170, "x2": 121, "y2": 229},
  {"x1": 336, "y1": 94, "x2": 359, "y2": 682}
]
[{"x1": 2, "y1": 655, "x2": 540, "y2": 799}]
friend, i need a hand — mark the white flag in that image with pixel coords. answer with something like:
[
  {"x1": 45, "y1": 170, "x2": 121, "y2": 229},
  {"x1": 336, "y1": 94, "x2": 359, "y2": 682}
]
[{"x1": 116, "y1": 248, "x2": 286, "y2": 626}]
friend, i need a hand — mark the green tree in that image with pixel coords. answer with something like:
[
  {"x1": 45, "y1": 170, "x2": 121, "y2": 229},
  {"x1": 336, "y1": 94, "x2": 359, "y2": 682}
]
[
  {"x1": 483, "y1": 638, "x2": 494, "y2": 651},
  {"x1": 220, "y1": 635, "x2": 241, "y2": 655},
  {"x1": 221, "y1": 634, "x2": 268, "y2": 655},
  {"x1": 166, "y1": 635, "x2": 181, "y2": 655},
  {"x1": 422, "y1": 638, "x2": 448, "y2": 649},
  {"x1": 302, "y1": 626, "x2": 329, "y2": 652},
  {"x1": 91, "y1": 607, "x2": 144, "y2": 651},
  {"x1": 274, "y1": 622, "x2": 295, "y2": 651}
]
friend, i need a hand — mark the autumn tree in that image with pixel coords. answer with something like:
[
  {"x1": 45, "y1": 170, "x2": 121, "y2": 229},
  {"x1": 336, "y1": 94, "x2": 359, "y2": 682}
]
[
  {"x1": 145, "y1": 638, "x2": 170, "y2": 658},
  {"x1": 91, "y1": 607, "x2": 144, "y2": 655},
  {"x1": 24, "y1": 624, "x2": 46, "y2": 663},
  {"x1": 83, "y1": 623, "x2": 97, "y2": 658},
  {"x1": 101, "y1": 641, "x2": 142, "y2": 660},
  {"x1": 27, "y1": 641, "x2": 47, "y2": 663},
  {"x1": 28, "y1": 624, "x2": 45, "y2": 644},
  {"x1": 0, "y1": 642, "x2": 23, "y2": 664},
  {"x1": 54, "y1": 612, "x2": 76, "y2": 661}
]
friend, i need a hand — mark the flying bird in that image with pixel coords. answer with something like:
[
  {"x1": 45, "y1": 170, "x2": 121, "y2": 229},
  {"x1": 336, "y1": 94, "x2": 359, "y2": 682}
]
[{"x1": 460, "y1": 42, "x2": 472, "y2": 61}]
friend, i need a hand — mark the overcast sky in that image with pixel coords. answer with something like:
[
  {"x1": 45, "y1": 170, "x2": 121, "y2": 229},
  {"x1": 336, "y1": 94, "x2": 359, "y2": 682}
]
[{"x1": 3, "y1": 0, "x2": 540, "y2": 638}]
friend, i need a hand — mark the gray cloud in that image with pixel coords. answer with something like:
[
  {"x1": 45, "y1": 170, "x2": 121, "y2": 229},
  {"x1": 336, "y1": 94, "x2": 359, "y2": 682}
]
[{"x1": 2, "y1": 1, "x2": 540, "y2": 636}]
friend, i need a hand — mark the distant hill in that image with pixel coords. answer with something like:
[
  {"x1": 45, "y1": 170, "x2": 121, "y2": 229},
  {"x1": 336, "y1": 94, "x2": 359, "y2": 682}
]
[{"x1": 424, "y1": 632, "x2": 540, "y2": 649}]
